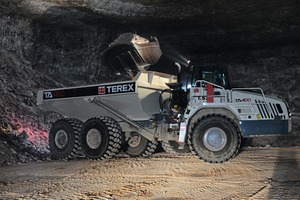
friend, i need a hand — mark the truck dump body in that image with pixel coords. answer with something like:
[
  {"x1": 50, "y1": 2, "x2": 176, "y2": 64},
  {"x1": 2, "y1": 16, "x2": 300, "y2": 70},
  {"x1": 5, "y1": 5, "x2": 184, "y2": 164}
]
[{"x1": 37, "y1": 72, "x2": 176, "y2": 122}]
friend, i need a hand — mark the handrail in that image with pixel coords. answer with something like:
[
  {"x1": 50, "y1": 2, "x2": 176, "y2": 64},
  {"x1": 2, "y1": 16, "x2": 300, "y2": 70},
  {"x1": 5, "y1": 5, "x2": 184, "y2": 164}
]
[
  {"x1": 191, "y1": 80, "x2": 227, "y2": 103},
  {"x1": 229, "y1": 88, "x2": 274, "y2": 118},
  {"x1": 194, "y1": 80, "x2": 226, "y2": 90},
  {"x1": 229, "y1": 88, "x2": 267, "y2": 103},
  {"x1": 190, "y1": 82, "x2": 275, "y2": 119}
]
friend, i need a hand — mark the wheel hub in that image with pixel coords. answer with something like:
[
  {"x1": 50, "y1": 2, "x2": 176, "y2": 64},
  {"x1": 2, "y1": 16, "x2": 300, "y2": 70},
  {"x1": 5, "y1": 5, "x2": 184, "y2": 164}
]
[
  {"x1": 86, "y1": 128, "x2": 102, "y2": 149},
  {"x1": 128, "y1": 133, "x2": 141, "y2": 148},
  {"x1": 55, "y1": 130, "x2": 68, "y2": 149},
  {"x1": 203, "y1": 127, "x2": 227, "y2": 151}
]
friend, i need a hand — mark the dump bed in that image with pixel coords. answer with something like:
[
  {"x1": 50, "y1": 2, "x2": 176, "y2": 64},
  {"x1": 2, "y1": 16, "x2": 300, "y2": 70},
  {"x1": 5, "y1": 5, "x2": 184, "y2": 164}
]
[{"x1": 37, "y1": 71, "x2": 176, "y2": 122}]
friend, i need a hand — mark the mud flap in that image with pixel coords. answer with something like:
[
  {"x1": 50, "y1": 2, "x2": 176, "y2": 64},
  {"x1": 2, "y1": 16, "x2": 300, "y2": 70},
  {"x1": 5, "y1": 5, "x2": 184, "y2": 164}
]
[{"x1": 178, "y1": 121, "x2": 187, "y2": 143}]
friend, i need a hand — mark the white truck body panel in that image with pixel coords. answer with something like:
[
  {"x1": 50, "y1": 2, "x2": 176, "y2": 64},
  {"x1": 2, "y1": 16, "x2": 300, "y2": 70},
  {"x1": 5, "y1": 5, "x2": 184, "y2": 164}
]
[{"x1": 37, "y1": 71, "x2": 176, "y2": 122}]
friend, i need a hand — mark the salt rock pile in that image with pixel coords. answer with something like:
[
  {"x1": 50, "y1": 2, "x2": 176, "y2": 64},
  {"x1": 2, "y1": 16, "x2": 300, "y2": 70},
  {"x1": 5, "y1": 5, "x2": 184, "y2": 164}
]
[{"x1": 0, "y1": 50, "x2": 61, "y2": 165}]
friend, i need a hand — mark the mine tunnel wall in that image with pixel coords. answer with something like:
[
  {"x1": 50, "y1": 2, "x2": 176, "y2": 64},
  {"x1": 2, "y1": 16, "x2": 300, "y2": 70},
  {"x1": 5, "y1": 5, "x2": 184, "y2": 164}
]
[{"x1": 0, "y1": 11, "x2": 299, "y2": 147}]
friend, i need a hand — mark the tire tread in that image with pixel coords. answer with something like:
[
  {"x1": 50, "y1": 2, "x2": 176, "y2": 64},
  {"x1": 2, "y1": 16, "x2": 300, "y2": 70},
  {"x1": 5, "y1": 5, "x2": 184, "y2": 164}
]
[{"x1": 188, "y1": 114, "x2": 241, "y2": 163}]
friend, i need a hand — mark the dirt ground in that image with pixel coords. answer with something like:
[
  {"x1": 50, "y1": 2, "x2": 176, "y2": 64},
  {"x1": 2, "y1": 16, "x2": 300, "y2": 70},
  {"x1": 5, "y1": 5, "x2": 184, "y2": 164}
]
[{"x1": 0, "y1": 147, "x2": 299, "y2": 200}]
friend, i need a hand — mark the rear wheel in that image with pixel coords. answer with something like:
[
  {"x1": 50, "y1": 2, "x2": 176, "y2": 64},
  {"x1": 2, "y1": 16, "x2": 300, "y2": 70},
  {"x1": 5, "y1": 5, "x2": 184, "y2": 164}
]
[
  {"x1": 49, "y1": 118, "x2": 83, "y2": 159},
  {"x1": 188, "y1": 115, "x2": 241, "y2": 163},
  {"x1": 124, "y1": 132, "x2": 157, "y2": 157},
  {"x1": 80, "y1": 117, "x2": 122, "y2": 160},
  {"x1": 161, "y1": 141, "x2": 190, "y2": 154}
]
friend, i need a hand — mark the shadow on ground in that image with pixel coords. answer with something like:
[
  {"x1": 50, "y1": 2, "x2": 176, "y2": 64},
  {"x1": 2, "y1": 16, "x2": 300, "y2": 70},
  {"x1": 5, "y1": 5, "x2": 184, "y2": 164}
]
[{"x1": 268, "y1": 149, "x2": 300, "y2": 199}]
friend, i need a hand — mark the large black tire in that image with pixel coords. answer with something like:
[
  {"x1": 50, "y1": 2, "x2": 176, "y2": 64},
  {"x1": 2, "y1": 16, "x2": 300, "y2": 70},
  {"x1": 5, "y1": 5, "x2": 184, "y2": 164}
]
[
  {"x1": 188, "y1": 115, "x2": 241, "y2": 163},
  {"x1": 161, "y1": 141, "x2": 190, "y2": 154},
  {"x1": 123, "y1": 132, "x2": 157, "y2": 157},
  {"x1": 49, "y1": 118, "x2": 83, "y2": 159},
  {"x1": 80, "y1": 117, "x2": 122, "y2": 160}
]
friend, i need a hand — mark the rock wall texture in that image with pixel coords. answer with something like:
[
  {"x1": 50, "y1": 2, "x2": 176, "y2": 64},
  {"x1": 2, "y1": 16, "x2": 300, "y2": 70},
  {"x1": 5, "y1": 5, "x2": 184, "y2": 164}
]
[{"x1": 0, "y1": 0, "x2": 299, "y2": 164}]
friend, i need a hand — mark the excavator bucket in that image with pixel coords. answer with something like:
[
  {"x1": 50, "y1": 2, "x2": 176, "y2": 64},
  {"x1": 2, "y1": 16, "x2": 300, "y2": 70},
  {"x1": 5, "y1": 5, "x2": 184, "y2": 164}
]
[
  {"x1": 132, "y1": 36, "x2": 162, "y2": 65},
  {"x1": 101, "y1": 33, "x2": 162, "y2": 74}
]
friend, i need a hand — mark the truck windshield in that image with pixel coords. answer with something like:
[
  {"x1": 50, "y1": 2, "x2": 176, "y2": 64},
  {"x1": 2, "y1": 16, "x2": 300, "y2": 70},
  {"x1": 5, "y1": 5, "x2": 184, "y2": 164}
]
[{"x1": 190, "y1": 65, "x2": 231, "y2": 89}]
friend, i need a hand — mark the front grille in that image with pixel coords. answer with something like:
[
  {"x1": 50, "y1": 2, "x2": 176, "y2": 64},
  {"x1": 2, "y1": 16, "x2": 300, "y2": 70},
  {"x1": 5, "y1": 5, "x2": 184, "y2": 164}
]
[{"x1": 255, "y1": 100, "x2": 284, "y2": 119}]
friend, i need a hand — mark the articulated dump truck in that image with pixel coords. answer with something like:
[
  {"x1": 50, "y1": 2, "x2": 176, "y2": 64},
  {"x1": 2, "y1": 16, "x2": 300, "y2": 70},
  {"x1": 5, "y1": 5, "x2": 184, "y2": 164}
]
[{"x1": 37, "y1": 33, "x2": 292, "y2": 163}]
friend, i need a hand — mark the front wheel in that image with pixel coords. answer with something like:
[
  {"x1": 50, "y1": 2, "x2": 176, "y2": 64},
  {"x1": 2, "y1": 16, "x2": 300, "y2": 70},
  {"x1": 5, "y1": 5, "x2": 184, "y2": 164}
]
[{"x1": 188, "y1": 115, "x2": 241, "y2": 163}]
